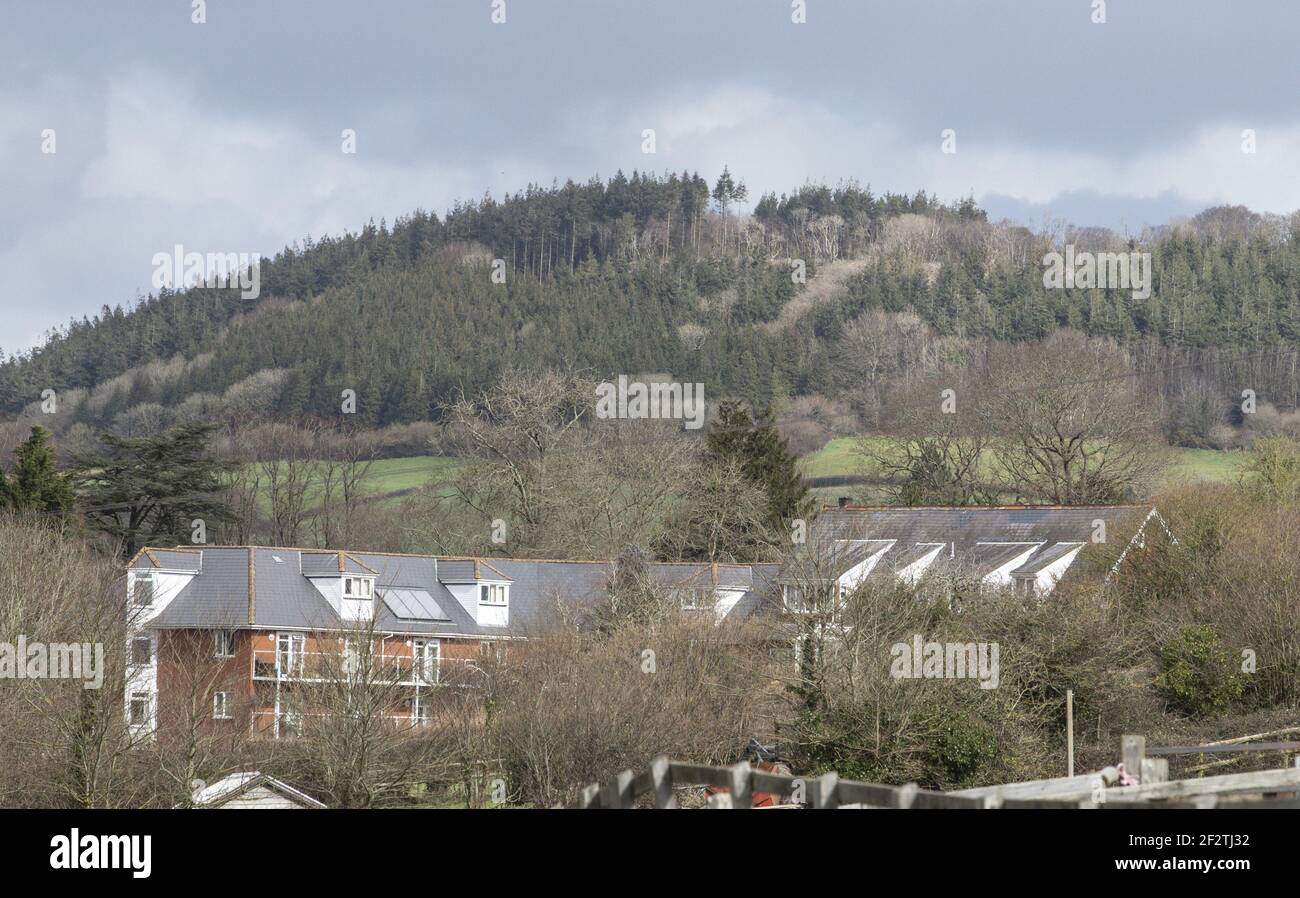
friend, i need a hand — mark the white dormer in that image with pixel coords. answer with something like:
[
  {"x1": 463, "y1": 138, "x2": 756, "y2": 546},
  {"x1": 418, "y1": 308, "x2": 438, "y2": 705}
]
[
  {"x1": 437, "y1": 559, "x2": 511, "y2": 627},
  {"x1": 127, "y1": 553, "x2": 202, "y2": 626},
  {"x1": 476, "y1": 581, "x2": 510, "y2": 627},
  {"x1": 309, "y1": 574, "x2": 376, "y2": 622}
]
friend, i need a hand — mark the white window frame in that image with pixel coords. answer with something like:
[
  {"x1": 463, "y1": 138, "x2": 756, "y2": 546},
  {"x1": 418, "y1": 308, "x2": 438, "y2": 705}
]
[
  {"x1": 277, "y1": 632, "x2": 305, "y2": 677},
  {"x1": 133, "y1": 575, "x2": 155, "y2": 607},
  {"x1": 413, "y1": 639, "x2": 440, "y2": 684},
  {"x1": 343, "y1": 577, "x2": 374, "y2": 599},
  {"x1": 130, "y1": 635, "x2": 152, "y2": 666},
  {"x1": 214, "y1": 630, "x2": 236, "y2": 658},
  {"x1": 478, "y1": 582, "x2": 508, "y2": 606},
  {"x1": 129, "y1": 691, "x2": 151, "y2": 726},
  {"x1": 212, "y1": 691, "x2": 232, "y2": 720},
  {"x1": 680, "y1": 588, "x2": 716, "y2": 611},
  {"x1": 783, "y1": 584, "x2": 809, "y2": 613}
]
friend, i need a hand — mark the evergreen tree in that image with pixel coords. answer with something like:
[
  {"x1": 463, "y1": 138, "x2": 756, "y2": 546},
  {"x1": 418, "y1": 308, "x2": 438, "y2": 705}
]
[
  {"x1": 72, "y1": 422, "x2": 233, "y2": 558},
  {"x1": 704, "y1": 400, "x2": 811, "y2": 527},
  {"x1": 0, "y1": 426, "x2": 75, "y2": 516}
]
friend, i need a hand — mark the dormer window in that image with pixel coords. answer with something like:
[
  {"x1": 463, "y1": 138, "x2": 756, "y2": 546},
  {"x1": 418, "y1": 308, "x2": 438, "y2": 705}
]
[
  {"x1": 680, "y1": 588, "x2": 716, "y2": 611},
  {"x1": 343, "y1": 577, "x2": 373, "y2": 599},
  {"x1": 479, "y1": 583, "x2": 508, "y2": 605},
  {"x1": 783, "y1": 584, "x2": 812, "y2": 613}
]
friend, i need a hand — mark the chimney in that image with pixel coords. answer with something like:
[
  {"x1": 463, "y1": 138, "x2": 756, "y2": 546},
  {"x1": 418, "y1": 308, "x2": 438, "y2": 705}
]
[{"x1": 837, "y1": 496, "x2": 851, "y2": 508}]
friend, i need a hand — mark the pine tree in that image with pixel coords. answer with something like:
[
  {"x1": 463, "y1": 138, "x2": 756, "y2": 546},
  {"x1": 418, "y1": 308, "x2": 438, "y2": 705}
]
[
  {"x1": 1, "y1": 426, "x2": 75, "y2": 516},
  {"x1": 704, "y1": 401, "x2": 811, "y2": 527}
]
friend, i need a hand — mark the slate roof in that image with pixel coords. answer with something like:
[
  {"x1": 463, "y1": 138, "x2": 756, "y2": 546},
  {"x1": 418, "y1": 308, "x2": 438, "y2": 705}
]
[
  {"x1": 134, "y1": 548, "x2": 623, "y2": 637},
  {"x1": 793, "y1": 505, "x2": 1152, "y2": 585},
  {"x1": 128, "y1": 506, "x2": 1153, "y2": 636},
  {"x1": 300, "y1": 552, "x2": 374, "y2": 576},
  {"x1": 137, "y1": 548, "x2": 203, "y2": 573}
]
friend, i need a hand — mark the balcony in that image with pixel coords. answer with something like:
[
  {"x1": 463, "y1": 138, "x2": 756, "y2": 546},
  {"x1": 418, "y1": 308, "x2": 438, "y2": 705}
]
[{"x1": 252, "y1": 648, "x2": 442, "y2": 685}]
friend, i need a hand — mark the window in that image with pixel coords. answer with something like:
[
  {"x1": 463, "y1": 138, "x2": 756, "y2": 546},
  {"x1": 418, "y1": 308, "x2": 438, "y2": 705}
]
[
  {"x1": 277, "y1": 633, "x2": 305, "y2": 677},
  {"x1": 783, "y1": 583, "x2": 837, "y2": 614},
  {"x1": 133, "y1": 576, "x2": 155, "y2": 607},
  {"x1": 413, "y1": 639, "x2": 439, "y2": 684},
  {"x1": 681, "y1": 588, "x2": 716, "y2": 611},
  {"x1": 783, "y1": 584, "x2": 810, "y2": 613},
  {"x1": 479, "y1": 583, "x2": 507, "y2": 605},
  {"x1": 344, "y1": 577, "x2": 373, "y2": 599},
  {"x1": 129, "y1": 692, "x2": 151, "y2": 726},
  {"x1": 214, "y1": 630, "x2": 236, "y2": 658},
  {"x1": 130, "y1": 636, "x2": 152, "y2": 665},
  {"x1": 212, "y1": 691, "x2": 232, "y2": 720},
  {"x1": 342, "y1": 638, "x2": 361, "y2": 678},
  {"x1": 408, "y1": 695, "x2": 434, "y2": 726}
]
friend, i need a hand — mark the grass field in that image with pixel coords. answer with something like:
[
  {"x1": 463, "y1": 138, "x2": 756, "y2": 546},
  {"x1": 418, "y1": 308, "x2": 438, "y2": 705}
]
[
  {"x1": 251, "y1": 455, "x2": 462, "y2": 512},
  {"x1": 798, "y1": 437, "x2": 1249, "y2": 485},
  {"x1": 260, "y1": 441, "x2": 1248, "y2": 513}
]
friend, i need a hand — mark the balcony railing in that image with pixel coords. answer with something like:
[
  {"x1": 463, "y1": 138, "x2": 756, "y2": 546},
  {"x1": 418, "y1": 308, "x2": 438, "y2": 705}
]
[{"x1": 251, "y1": 648, "x2": 450, "y2": 685}]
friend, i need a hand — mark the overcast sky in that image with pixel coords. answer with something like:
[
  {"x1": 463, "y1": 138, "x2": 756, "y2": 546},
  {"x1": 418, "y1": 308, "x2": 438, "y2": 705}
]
[{"x1": 3, "y1": 0, "x2": 1297, "y2": 350}]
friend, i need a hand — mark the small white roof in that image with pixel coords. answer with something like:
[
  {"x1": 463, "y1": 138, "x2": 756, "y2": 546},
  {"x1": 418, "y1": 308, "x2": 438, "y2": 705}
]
[{"x1": 190, "y1": 771, "x2": 326, "y2": 808}]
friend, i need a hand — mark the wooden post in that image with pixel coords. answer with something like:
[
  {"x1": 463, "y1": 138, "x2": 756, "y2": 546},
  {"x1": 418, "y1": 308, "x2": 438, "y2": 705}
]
[
  {"x1": 728, "y1": 761, "x2": 753, "y2": 810},
  {"x1": 576, "y1": 782, "x2": 600, "y2": 809},
  {"x1": 1122, "y1": 734, "x2": 1146, "y2": 783},
  {"x1": 649, "y1": 756, "x2": 674, "y2": 809},
  {"x1": 1066, "y1": 689, "x2": 1075, "y2": 778},
  {"x1": 600, "y1": 769, "x2": 635, "y2": 809},
  {"x1": 1141, "y1": 758, "x2": 1169, "y2": 785}
]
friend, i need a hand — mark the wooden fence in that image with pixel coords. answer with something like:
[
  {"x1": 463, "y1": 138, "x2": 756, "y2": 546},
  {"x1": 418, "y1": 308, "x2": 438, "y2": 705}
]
[{"x1": 572, "y1": 734, "x2": 1300, "y2": 809}]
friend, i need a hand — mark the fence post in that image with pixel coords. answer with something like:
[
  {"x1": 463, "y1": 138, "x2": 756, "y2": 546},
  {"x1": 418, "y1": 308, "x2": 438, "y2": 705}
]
[
  {"x1": 576, "y1": 782, "x2": 600, "y2": 809},
  {"x1": 728, "y1": 761, "x2": 753, "y2": 809},
  {"x1": 649, "y1": 756, "x2": 675, "y2": 809},
  {"x1": 601, "y1": 769, "x2": 635, "y2": 809},
  {"x1": 1066, "y1": 689, "x2": 1075, "y2": 777},
  {"x1": 1122, "y1": 734, "x2": 1146, "y2": 782},
  {"x1": 1141, "y1": 757, "x2": 1169, "y2": 785}
]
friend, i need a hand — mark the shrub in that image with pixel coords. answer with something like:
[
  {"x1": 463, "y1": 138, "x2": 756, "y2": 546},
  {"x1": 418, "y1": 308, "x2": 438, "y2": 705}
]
[{"x1": 1156, "y1": 624, "x2": 1244, "y2": 718}]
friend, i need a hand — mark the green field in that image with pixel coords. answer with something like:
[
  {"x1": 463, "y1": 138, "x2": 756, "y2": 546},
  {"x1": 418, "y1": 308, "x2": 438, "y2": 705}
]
[
  {"x1": 259, "y1": 441, "x2": 1247, "y2": 513},
  {"x1": 359, "y1": 456, "x2": 461, "y2": 496},
  {"x1": 799, "y1": 438, "x2": 1248, "y2": 486},
  {"x1": 251, "y1": 455, "x2": 461, "y2": 512}
]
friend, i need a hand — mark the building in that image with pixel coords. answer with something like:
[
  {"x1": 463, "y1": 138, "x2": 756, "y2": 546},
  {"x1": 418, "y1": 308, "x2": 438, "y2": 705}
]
[
  {"x1": 124, "y1": 504, "x2": 1162, "y2": 738},
  {"x1": 124, "y1": 547, "x2": 777, "y2": 739},
  {"x1": 780, "y1": 502, "x2": 1164, "y2": 610},
  {"x1": 187, "y1": 771, "x2": 327, "y2": 809}
]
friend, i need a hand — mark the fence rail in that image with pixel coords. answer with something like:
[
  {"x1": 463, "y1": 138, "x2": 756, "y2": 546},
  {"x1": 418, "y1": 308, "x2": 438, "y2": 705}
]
[{"x1": 573, "y1": 735, "x2": 1300, "y2": 809}]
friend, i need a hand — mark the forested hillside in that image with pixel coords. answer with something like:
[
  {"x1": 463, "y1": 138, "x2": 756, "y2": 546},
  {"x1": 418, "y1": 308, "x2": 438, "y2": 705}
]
[{"x1": 3, "y1": 171, "x2": 1300, "y2": 454}]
